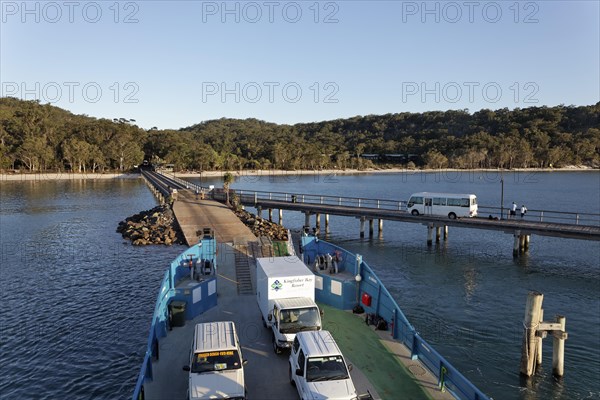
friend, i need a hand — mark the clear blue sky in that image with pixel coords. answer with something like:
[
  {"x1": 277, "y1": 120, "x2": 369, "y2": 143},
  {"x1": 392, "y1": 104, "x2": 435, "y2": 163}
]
[{"x1": 1, "y1": 1, "x2": 598, "y2": 129}]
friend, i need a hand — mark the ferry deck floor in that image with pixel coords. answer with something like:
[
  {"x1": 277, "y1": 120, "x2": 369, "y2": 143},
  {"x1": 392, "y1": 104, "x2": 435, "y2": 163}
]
[{"x1": 144, "y1": 241, "x2": 453, "y2": 400}]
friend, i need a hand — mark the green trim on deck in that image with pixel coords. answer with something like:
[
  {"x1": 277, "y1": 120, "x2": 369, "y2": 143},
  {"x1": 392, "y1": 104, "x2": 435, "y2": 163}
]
[{"x1": 319, "y1": 304, "x2": 432, "y2": 400}]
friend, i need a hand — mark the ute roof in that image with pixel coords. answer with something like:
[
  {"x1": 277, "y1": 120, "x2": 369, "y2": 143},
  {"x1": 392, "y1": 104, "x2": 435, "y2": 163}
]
[
  {"x1": 192, "y1": 321, "x2": 238, "y2": 353},
  {"x1": 296, "y1": 330, "x2": 342, "y2": 358}
]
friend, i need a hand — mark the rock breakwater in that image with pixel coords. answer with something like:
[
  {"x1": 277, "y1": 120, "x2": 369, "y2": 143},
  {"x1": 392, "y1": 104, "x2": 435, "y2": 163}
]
[
  {"x1": 233, "y1": 209, "x2": 288, "y2": 241},
  {"x1": 117, "y1": 205, "x2": 185, "y2": 245}
]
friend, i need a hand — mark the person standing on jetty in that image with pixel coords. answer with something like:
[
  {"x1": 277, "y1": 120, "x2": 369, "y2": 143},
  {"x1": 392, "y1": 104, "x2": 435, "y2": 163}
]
[
  {"x1": 510, "y1": 202, "x2": 517, "y2": 219},
  {"x1": 521, "y1": 204, "x2": 528, "y2": 218}
]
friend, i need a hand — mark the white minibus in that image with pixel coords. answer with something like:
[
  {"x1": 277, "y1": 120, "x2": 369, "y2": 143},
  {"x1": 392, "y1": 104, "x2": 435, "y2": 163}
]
[{"x1": 407, "y1": 192, "x2": 478, "y2": 219}]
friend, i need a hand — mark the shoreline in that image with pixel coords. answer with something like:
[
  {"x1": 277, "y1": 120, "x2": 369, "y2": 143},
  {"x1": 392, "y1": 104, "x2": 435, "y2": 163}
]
[
  {"x1": 0, "y1": 166, "x2": 596, "y2": 181},
  {"x1": 0, "y1": 172, "x2": 140, "y2": 182}
]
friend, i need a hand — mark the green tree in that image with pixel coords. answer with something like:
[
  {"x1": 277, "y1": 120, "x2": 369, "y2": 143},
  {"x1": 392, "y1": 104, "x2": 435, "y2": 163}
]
[{"x1": 223, "y1": 172, "x2": 234, "y2": 206}]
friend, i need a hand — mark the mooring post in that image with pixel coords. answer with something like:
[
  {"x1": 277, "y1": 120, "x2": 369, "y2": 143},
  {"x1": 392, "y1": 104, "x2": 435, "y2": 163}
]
[
  {"x1": 369, "y1": 219, "x2": 374, "y2": 237},
  {"x1": 520, "y1": 292, "x2": 544, "y2": 377},
  {"x1": 435, "y1": 226, "x2": 441, "y2": 242},
  {"x1": 278, "y1": 209, "x2": 283, "y2": 225},
  {"x1": 427, "y1": 224, "x2": 434, "y2": 246},
  {"x1": 443, "y1": 225, "x2": 448, "y2": 240},
  {"x1": 359, "y1": 217, "x2": 366, "y2": 238},
  {"x1": 325, "y1": 214, "x2": 330, "y2": 233},
  {"x1": 552, "y1": 315, "x2": 567, "y2": 377}
]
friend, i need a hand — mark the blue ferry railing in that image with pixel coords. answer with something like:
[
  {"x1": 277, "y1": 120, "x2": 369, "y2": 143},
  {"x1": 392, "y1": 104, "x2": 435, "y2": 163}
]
[
  {"x1": 301, "y1": 236, "x2": 490, "y2": 400},
  {"x1": 132, "y1": 239, "x2": 218, "y2": 400}
]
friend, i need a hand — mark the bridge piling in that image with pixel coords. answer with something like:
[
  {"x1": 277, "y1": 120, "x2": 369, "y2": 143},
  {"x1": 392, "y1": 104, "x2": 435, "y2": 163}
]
[
  {"x1": 443, "y1": 225, "x2": 448, "y2": 240},
  {"x1": 268, "y1": 208, "x2": 273, "y2": 222},
  {"x1": 360, "y1": 217, "x2": 366, "y2": 238},
  {"x1": 369, "y1": 219, "x2": 374, "y2": 237},
  {"x1": 435, "y1": 227, "x2": 441, "y2": 242},
  {"x1": 325, "y1": 214, "x2": 330, "y2": 233},
  {"x1": 378, "y1": 219, "x2": 383, "y2": 238},
  {"x1": 278, "y1": 209, "x2": 283, "y2": 225},
  {"x1": 427, "y1": 224, "x2": 434, "y2": 246},
  {"x1": 513, "y1": 231, "x2": 521, "y2": 256}
]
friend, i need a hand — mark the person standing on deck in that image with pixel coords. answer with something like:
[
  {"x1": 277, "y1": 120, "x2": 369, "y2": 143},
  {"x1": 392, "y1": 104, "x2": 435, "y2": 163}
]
[{"x1": 521, "y1": 204, "x2": 527, "y2": 218}]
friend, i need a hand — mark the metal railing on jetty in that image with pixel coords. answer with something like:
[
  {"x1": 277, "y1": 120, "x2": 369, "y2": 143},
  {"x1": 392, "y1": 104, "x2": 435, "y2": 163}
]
[
  {"x1": 302, "y1": 235, "x2": 490, "y2": 400},
  {"x1": 157, "y1": 171, "x2": 600, "y2": 227}
]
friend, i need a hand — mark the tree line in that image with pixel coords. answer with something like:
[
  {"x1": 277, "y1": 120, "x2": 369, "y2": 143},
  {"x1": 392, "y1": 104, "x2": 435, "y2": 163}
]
[{"x1": 1, "y1": 97, "x2": 598, "y2": 172}]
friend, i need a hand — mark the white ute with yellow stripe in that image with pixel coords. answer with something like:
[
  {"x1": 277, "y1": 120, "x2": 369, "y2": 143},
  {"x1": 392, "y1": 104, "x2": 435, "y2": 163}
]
[{"x1": 183, "y1": 321, "x2": 247, "y2": 400}]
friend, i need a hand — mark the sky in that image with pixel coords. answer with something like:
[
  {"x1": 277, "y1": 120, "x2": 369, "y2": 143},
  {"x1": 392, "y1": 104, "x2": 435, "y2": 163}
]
[{"x1": 1, "y1": 0, "x2": 599, "y2": 130}]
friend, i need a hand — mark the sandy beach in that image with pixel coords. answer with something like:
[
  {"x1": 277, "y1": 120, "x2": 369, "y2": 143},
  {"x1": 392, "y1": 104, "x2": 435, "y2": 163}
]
[{"x1": 0, "y1": 166, "x2": 596, "y2": 182}]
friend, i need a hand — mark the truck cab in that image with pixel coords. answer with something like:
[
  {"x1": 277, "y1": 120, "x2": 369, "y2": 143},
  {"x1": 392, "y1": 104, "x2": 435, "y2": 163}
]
[
  {"x1": 289, "y1": 330, "x2": 358, "y2": 400},
  {"x1": 268, "y1": 297, "x2": 322, "y2": 353}
]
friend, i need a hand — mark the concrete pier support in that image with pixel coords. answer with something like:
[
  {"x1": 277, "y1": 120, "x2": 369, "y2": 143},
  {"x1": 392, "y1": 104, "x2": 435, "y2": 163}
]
[
  {"x1": 325, "y1": 214, "x2": 330, "y2": 234},
  {"x1": 520, "y1": 292, "x2": 544, "y2": 376},
  {"x1": 268, "y1": 208, "x2": 273, "y2": 222},
  {"x1": 443, "y1": 225, "x2": 448, "y2": 240},
  {"x1": 257, "y1": 206, "x2": 262, "y2": 219},
  {"x1": 360, "y1": 217, "x2": 366, "y2": 238},
  {"x1": 316, "y1": 213, "x2": 321, "y2": 230},
  {"x1": 278, "y1": 209, "x2": 283, "y2": 225},
  {"x1": 427, "y1": 224, "x2": 434, "y2": 246},
  {"x1": 552, "y1": 315, "x2": 567, "y2": 377},
  {"x1": 369, "y1": 219, "x2": 374, "y2": 237},
  {"x1": 304, "y1": 212, "x2": 310, "y2": 227},
  {"x1": 536, "y1": 309, "x2": 544, "y2": 366},
  {"x1": 378, "y1": 219, "x2": 383, "y2": 238},
  {"x1": 514, "y1": 231, "x2": 532, "y2": 256},
  {"x1": 435, "y1": 227, "x2": 441, "y2": 242}
]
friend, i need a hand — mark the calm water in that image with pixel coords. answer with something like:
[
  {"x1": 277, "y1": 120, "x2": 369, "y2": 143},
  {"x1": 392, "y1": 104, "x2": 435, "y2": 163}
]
[{"x1": 0, "y1": 171, "x2": 598, "y2": 400}]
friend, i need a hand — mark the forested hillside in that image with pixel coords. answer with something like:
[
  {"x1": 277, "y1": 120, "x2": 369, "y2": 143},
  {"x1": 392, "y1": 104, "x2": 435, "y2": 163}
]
[{"x1": 1, "y1": 97, "x2": 598, "y2": 172}]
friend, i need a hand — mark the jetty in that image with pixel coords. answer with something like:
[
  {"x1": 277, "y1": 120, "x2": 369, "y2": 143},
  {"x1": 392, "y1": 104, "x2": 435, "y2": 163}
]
[{"x1": 146, "y1": 170, "x2": 600, "y2": 258}]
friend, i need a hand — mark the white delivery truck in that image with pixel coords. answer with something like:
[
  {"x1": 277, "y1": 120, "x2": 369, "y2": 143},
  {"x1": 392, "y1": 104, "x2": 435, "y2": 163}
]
[{"x1": 256, "y1": 256, "x2": 322, "y2": 354}]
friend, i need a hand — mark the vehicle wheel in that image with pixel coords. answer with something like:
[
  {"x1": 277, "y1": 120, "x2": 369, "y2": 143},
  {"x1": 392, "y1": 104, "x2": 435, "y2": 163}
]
[
  {"x1": 411, "y1": 209, "x2": 419, "y2": 216},
  {"x1": 273, "y1": 335, "x2": 281, "y2": 354},
  {"x1": 289, "y1": 365, "x2": 296, "y2": 386},
  {"x1": 448, "y1": 212, "x2": 457, "y2": 220}
]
